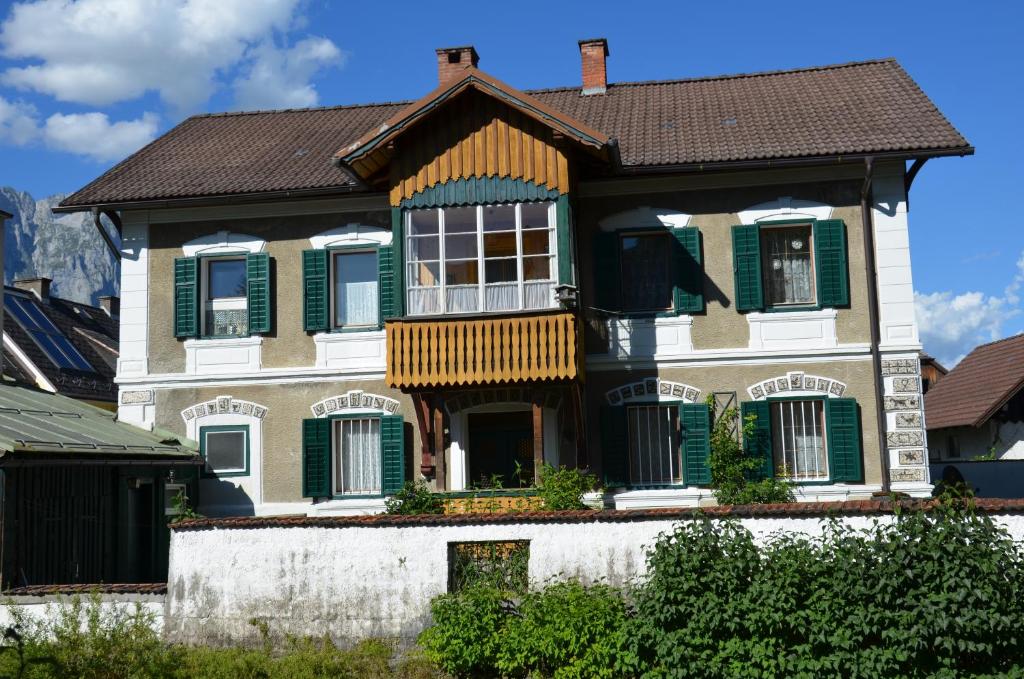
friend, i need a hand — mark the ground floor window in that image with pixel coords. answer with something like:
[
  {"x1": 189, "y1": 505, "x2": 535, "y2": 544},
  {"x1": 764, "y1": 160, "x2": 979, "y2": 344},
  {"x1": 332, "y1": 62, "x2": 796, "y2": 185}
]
[
  {"x1": 627, "y1": 405, "x2": 682, "y2": 485},
  {"x1": 333, "y1": 417, "x2": 382, "y2": 495},
  {"x1": 771, "y1": 400, "x2": 828, "y2": 481},
  {"x1": 199, "y1": 425, "x2": 249, "y2": 476}
]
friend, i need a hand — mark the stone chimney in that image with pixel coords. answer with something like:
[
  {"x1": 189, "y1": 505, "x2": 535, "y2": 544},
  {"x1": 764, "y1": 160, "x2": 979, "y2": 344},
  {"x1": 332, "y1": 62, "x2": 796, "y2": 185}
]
[
  {"x1": 99, "y1": 295, "x2": 120, "y2": 318},
  {"x1": 436, "y1": 46, "x2": 479, "y2": 85},
  {"x1": 579, "y1": 38, "x2": 609, "y2": 95},
  {"x1": 14, "y1": 277, "x2": 51, "y2": 303}
]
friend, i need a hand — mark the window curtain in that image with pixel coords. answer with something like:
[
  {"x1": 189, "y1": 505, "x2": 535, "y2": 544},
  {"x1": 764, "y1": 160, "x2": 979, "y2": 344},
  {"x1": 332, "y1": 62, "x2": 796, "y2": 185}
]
[
  {"x1": 337, "y1": 418, "x2": 381, "y2": 495},
  {"x1": 337, "y1": 279, "x2": 379, "y2": 326}
]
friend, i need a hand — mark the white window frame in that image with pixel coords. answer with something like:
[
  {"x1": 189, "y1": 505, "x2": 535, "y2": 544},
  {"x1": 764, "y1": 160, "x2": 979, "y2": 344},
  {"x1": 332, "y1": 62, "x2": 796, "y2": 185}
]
[
  {"x1": 759, "y1": 223, "x2": 817, "y2": 308},
  {"x1": 164, "y1": 482, "x2": 187, "y2": 517},
  {"x1": 626, "y1": 403, "x2": 683, "y2": 486},
  {"x1": 329, "y1": 248, "x2": 380, "y2": 330},
  {"x1": 331, "y1": 416, "x2": 384, "y2": 497},
  {"x1": 201, "y1": 255, "x2": 248, "y2": 338},
  {"x1": 771, "y1": 398, "x2": 829, "y2": 482},
  {"x1": 405, "y1": 202, "x2": 558, "y2": 316}
]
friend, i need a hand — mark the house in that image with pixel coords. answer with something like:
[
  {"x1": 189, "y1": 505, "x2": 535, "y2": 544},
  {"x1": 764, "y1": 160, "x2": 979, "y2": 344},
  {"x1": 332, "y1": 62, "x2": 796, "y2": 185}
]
[
  {"x1": 0, "y1": 210, "x2": 200, "y2": 588},
  {"x1": 2, "y1": 277, "x2": 120, "y2": 410},
  {"x1": 56, "y1": 41, "x2": 971, "y2": 515},
  {"x1": 920, "y1": 353, "x2": 947, "y2": 395},
  {"x1": 926, "y1": 334, "x2": 1024, "y2": 461}
]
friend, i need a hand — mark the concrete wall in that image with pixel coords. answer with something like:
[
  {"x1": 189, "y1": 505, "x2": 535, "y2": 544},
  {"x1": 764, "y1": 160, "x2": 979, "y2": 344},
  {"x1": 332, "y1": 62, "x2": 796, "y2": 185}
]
[{"x1": 164, "y1": 507, "x2": 1024, "y2": 645}]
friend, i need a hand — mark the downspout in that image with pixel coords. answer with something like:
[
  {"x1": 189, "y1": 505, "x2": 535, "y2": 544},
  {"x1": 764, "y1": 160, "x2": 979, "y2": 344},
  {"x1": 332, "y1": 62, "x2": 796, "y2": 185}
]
[
  {"x1": 91, "y1": 208, "x2": 122, "y2": 262},
  {"x1": 860, "y1": 157, "x2": 891, "y2": 493}
]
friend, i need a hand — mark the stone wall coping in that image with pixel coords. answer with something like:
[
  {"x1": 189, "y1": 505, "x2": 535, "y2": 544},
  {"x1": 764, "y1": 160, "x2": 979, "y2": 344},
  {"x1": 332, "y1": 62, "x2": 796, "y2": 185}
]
[
  {"x1": 171, "y1": 499, "x2": 1024, "y2": 532},
  {"x1": 2, "y1": 583, "x2": 166, "y2": 599}
]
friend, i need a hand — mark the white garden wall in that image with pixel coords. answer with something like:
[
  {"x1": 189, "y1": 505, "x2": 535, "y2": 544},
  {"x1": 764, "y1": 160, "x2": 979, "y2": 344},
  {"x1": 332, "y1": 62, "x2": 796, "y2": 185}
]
[{"x1": 163, "y1": 502, "x2": 1024, "y2": 646}]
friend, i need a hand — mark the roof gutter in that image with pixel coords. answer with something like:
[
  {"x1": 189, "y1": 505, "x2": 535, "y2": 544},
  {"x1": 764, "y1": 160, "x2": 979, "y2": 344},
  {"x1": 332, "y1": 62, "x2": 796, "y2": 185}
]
[
  {"x1": 53, "y1": 184, "x2": 372, "y2": 214},
  {"x1": 859, "y1": 156, "x2": 891, "y2": 494},
  {"x1": 0, "y1": 456, "x2": 203, "y2": 467}
]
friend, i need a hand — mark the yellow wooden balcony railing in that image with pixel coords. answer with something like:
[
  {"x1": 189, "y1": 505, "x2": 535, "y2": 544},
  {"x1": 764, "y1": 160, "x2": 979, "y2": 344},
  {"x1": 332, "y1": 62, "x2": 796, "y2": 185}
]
[{"x1": 386, "y1": 311, "x2": 582, "y2": 389}]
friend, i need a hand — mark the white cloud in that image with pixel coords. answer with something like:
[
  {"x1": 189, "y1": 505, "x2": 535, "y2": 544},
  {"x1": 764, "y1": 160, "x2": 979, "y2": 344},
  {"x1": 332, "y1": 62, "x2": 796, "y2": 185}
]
[
  {"x1": 0, "y1": 0, "x2": 341, "y2": 111},
  {"x1": 42, "y1": 111, "x2": 159, "y2": 161},
  {"x1": 233, "y1": 36, "x2": 344, "y2": 110},
  {"x1": 916, "y1": 252, "x2": 1024, "y2": 366},
  {"x1": 0, "y1": 95, "x2": 39, "y2": 144}
]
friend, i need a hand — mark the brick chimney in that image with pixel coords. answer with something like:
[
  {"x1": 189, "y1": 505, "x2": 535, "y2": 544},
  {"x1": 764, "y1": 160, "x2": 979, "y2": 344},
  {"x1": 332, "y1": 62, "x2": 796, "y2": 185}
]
[
  {"x1": 99, "y1": 295, "x2": 120, "y2": 318},
  {"x1": 436, "y1": 46, "x2": 479, "y2": 85},
  {"x1": 14, "y1": 277, "x2": 51, "y2": 303},
  {"x1": 579, "y1": 38, "x2": 609, "y2": 95}
]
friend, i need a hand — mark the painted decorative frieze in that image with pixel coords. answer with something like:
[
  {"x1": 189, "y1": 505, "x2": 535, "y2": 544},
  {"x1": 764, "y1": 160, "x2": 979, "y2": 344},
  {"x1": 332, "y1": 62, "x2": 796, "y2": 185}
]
[
  {"x1": 890, "y1": 467, "x2": 926, "y2": 483},
  {"x1": 892, "y1": 377, "x2": 920, "y2": 393},
  {"x1": 880, "y1": 359, "x2": 919, "y2": 376},
  {"x1": 898, "y1": 449, "x2": 925, "y2": 465},
  {"x1": 181, "y1": 395, "x2": 268, "y2": 422},
  {"x1": 606, "y1": 378, "x2": 702, "y2": 405},
  {"x1": 887, "y1": 430, "x2": 924, "y2": 447},
  {"x1": 747, "y1": 372, "x2": 847, "y2": 401},
  {"x1": 310, "y1": 391, "x2": 400, "y2": 418},
  {"x1": 884, "y1": 395, "x2": 920, "y2": 412},
  {"x1": 120, "y1": 389, "x2": 154, "y2": 405}
]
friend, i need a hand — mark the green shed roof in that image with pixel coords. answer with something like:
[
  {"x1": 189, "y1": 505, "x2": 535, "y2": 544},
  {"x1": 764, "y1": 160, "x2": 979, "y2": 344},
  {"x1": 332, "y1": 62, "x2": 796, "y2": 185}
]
[{"x1": 0, "y1": 384, "x2": 197, "y2": 460}]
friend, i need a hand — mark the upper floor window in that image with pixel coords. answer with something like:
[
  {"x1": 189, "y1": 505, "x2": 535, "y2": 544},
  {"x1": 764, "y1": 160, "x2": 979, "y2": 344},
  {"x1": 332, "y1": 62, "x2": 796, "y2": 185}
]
[
  {"x1": 620, "y1": 233, "x2": 674, "y2": 312},
  {"x1": 761, "y1": 224, "x2": 814, "y2": 307},
  {"x1": 332, "y1": 250, "x2": 379, "y2": 329},
  {"x1": 203, "y1": 257, "x2": 248, "y2": 337},
  {"x1": 406, "y1": 202, "x2": 556, "y2": 316}
]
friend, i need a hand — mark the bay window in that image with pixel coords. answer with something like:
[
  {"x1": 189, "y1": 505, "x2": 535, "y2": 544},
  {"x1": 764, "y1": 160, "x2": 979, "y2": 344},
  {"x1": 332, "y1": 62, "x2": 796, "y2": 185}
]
[{"x1": 406, "y1": 202, "x2": 556, "y2": 316}]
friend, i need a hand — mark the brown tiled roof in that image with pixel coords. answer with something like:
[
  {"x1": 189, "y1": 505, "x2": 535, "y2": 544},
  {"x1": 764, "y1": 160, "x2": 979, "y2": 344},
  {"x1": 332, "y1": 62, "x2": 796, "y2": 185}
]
[
  {"x1": 60, "y1": 58, "x2": 970, "y2": 209},
  {"x1": 170, "y1": 498, "x2": 1024, "y2": 531},
  {"x1": 926, "y1": 334, "x2": 1024, "y2": 430}
]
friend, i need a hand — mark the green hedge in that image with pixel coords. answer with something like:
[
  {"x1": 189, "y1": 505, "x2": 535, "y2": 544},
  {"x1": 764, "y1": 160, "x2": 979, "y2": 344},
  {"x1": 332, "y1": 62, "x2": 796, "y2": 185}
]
[{"x1": 421, "y1": 501, "x2": 1024, "y2": 678}]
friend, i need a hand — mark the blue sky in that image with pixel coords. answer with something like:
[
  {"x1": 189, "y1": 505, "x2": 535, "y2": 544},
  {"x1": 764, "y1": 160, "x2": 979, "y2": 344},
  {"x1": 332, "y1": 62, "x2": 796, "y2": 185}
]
[{"x1": 0, "y1": 0, "x2": 1020, "y2": 366}]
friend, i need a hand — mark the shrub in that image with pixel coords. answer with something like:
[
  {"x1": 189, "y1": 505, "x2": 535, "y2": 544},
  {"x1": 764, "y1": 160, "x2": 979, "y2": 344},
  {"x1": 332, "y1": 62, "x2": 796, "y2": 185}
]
[
  {"x1": 496, "y1": 581, "x2": 629, "y2": 679},
  {"x1": 385, "y1": 479, "x2": 446, "y2": 515},
  {"x1": 418, "y1": 585, "x2": 507, "y2": 677},
  {"x1": 536, "y1": 464, "x2": 599, "y2": 510},
  {"x1": 707, "y1": 398, "x2": 794, "y2": 505},
  {"x1": 627, "y1": 500, "x2": 1024, "y2": 678}
]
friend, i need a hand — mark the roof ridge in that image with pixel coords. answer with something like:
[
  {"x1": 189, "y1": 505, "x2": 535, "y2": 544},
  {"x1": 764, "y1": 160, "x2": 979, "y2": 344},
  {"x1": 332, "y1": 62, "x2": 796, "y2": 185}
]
[
  {"x1": 189, "y1": 99, "x2": 412, "y2": 120},
  {"x1": 965, "y1": 331, "x2": 1024, "y2": 353}
]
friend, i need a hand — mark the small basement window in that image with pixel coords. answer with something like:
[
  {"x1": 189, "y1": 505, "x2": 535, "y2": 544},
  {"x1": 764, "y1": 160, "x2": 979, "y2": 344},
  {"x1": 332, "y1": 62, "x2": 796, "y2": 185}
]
[
  {"x1": 200, "y1": 425, "x2": 249, "y2": 476},
  {"x1": 448, "y1": 540, "x2": 529, "y2": 593}
]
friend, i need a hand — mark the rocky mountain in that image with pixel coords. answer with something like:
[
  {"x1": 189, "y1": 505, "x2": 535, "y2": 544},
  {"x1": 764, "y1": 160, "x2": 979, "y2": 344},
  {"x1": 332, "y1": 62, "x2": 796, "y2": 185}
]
[{"x1": 0, "y1": 187, "x2": 118, "y2": 305}]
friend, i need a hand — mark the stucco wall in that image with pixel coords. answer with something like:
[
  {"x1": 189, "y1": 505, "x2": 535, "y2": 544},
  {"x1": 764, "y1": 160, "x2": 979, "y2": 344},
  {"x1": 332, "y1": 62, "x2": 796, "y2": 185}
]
[{"x1": 164, "y1": 508, "x2": 1024, "y2": 645}]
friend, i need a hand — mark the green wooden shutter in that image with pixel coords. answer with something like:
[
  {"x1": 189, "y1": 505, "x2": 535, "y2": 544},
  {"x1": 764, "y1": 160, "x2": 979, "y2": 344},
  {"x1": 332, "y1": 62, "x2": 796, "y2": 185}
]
[
  {"x1": 381, "y1": 415, "x2": 405, "y2": 495},
  {"x1": 825, "y1": 398, "x2": 862, "y2": 482},
  {"x1": 378, "y1": 244, "x2": 395, "y2": 322},
  {"x1": 246, "y1": 252, "x2": 271, "y2": 334},
  {"x1": 814, "y1": 219, "x2": 850, "y2": 307},
  {"x1": 391, "y1": 207, "x2": 405, "y2": 317},
  {"x1": 593, "y1": 232, "x2": 620, "y2": 312},
  {"x1": 600, "y1": 404, "x2": 630, "y2": 487},
  {"x1": 302, "y1": 249, "x2": 328, "y2": 332},
  {"x1": 672, "y1": 226, "x2": 704, "y2": 314},
  {"x1": 556, "y1": 195, "x2": 573, "y2": 285},
  {"x1": 301, "y1": 418, "x2": 331, "y2": 498},
  {"x1": 680, "y1": 402, "x2": 711, "y2": 485},
  {"x1": 732, "y1": 225, "x2": 764, "y2": 312},
  {"x1": 173, "y1": 256, "x2": 198, "y2": 338},
  {"x1": 741, "y1": 400, "x2": 774, "y2": 480}
]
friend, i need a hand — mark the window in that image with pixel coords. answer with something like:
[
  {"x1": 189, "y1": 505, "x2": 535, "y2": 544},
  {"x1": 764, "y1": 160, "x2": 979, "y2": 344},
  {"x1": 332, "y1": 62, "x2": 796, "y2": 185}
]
[
  {"x1": 203, "y1": 257, "x2": 248, "y2": 337},
  {"x1": 771, "y1": 400, "x2": 828, "y2": 481},
  {"x1": 4, "y1": 294, "x2": 94, "y2": 372},
  {"x1": 406, "y1": 202, "x2": 556, "y2": 316},
  {"x1": 332, "y1": 250, "x2": 378, "y2": 328},
  {"x1": 200, "y1": 425, "x2": 249, "y2": 475},
  {"x1": 761, "y1": 224, "x2": 814, "y2": 306},
  {"x1": 627, "y1": 405, "x2": 682, "y2": 485},
  {"x1": 334, "y1": 417, "x2": 382, "y2": 495},
  {"x1": 164, "y1": 483, "x2": 187, "y2": 516},
  {"x1": 620, "y1": 233, "x2": 673, "y2": 311}
]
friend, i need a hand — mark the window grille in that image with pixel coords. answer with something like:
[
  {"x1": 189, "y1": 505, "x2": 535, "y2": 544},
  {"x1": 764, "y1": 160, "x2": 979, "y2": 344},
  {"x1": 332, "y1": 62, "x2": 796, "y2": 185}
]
[
  {"x1": 771, "y1": 400, "x2": 828, "y2": 481},
  {"x1": 627, "y1": 405, "x2": 682, "y2": 485}
]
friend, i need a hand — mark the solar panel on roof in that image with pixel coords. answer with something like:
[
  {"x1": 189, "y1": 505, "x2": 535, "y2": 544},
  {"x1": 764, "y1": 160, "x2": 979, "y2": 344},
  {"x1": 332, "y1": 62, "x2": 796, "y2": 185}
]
[{"x1": 4, "y1": 295, "x2": 94, "y2": 373}]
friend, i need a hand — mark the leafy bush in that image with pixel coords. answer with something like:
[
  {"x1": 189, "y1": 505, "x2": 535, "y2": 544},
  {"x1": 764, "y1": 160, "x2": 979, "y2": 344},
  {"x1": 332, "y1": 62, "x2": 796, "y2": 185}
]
[
  {"x1": 385, "y1": 479, "x2": 446, "y2": 515},
  {"x1": 536, "y1": 464, "x2": 599, "y2": 510},
  {"x1": 626, "y1": 500, "x2": 1024, "y2": 678},
  {"x1": 707, "y1": 398, "x2": 794, "y2": 505},
  {"x1": 418, "y1": 585, "x2": 507, "y2": 677},
  {"x1": 496, "y1": 582, "x2": 628, "y2": 679}
]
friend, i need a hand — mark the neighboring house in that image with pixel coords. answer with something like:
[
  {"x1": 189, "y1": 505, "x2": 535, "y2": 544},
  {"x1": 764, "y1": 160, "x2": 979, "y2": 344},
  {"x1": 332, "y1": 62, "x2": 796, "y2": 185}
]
[
  {"x1": 926, "y1": 334, "x2": 1024, "y2": 461},
  {"x1": 2, "y1": 277, "x2": 120, "y2": 409},
  {"x1": 919, "y1": 353, "x2": 947, "y2": 395},
  {"x1": 56, "y1": 41, "x2": 971, "y2": 516}
]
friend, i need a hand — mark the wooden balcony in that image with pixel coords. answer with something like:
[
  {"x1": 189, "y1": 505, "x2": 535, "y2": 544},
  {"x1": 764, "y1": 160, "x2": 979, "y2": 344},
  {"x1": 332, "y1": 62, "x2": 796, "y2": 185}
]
[{"x1": 386, "y1": 311, "x2": 582, "y2": 390}]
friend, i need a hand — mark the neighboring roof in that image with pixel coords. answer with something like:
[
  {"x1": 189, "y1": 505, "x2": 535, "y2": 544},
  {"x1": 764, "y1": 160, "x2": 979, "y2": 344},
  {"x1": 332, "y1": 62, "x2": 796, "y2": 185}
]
[
  {"x1": 925, "y1": 334, "x2": 1024, "y2": 430},
  {"x1": 337, "y1": 67, "x2": 611, "y2": 178},
  {"x1": 920, "y1": 352, "x2": 948, "y2": 375},
  {"x1": 3, "y1": 288, "x2": 118, "y2": 402},
  {"x1": 0, "y1": 383, "x2": 195, "y2": 459},
  {"x1": 59, "y1": 58, "x2": 971, "y2": 210}
]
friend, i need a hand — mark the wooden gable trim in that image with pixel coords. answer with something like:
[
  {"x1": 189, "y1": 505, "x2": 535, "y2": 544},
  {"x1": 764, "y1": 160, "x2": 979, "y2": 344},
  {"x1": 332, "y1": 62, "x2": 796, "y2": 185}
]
[{"x1": 399, "y1": 177, "x2": 560, "y2": 209}]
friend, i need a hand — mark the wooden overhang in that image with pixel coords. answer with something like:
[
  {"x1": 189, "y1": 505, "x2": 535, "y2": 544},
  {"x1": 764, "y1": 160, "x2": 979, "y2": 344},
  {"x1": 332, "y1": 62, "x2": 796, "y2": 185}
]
[{"x1": 333, "y1": 66, "x2": 613, "y2": 193}]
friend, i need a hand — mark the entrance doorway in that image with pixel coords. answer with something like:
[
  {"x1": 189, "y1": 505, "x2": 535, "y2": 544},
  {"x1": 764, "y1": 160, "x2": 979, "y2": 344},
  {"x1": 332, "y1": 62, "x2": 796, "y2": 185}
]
[{"x1": 467, "y1": 411, "x2": 534, "y2": 488}]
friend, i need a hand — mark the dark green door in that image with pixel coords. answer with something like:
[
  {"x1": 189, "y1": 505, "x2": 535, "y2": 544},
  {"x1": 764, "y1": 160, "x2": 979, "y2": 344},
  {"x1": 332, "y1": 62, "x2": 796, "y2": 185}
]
[{"x1": 468, "y1": 411, "x2": 534, "y2": 488}]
